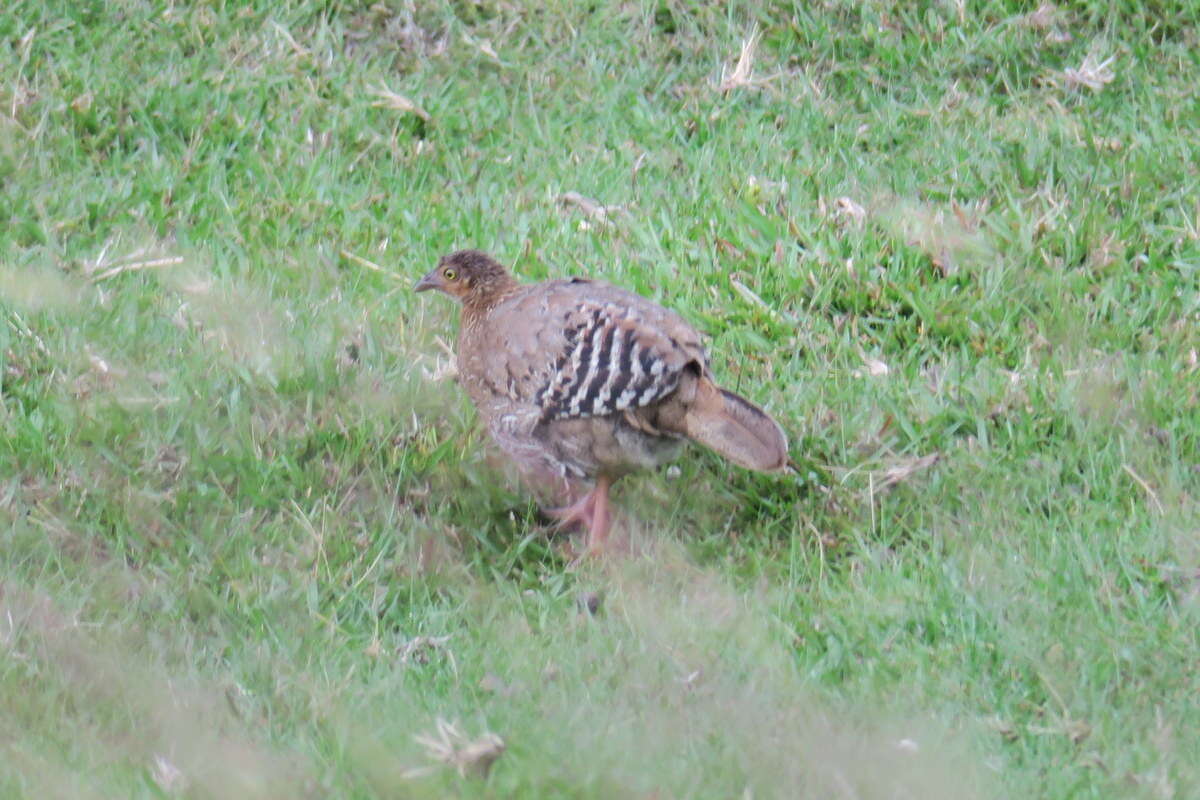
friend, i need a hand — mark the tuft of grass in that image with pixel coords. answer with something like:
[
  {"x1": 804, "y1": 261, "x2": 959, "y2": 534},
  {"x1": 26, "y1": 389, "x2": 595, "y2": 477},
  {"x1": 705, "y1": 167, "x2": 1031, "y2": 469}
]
[{"x1": 2, "y1": 0, "x2": 1198, "y2": 797}]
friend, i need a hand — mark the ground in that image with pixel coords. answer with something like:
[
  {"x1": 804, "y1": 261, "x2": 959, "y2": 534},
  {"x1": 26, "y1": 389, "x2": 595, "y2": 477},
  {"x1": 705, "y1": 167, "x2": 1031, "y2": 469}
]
[{"x1": 1, "y1": 1, "x2": 1198, "y2": 797}]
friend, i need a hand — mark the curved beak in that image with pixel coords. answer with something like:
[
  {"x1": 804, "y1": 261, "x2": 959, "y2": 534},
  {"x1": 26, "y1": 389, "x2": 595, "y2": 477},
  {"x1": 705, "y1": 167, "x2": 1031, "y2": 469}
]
[{"x1": 413, "y1": 268, "x2": 441, "y2": 293}]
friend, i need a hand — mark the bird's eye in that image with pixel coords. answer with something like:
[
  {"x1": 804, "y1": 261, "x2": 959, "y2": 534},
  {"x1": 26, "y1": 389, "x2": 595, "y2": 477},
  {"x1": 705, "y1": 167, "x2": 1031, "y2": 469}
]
[{"x1": 443, "y1": 268, "x2": 458, "y2": 281}]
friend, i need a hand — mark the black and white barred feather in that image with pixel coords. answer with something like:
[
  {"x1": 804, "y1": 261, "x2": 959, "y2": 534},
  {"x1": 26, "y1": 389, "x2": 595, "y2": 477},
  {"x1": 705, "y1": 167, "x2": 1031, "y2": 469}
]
[{"x1": 534, "y1": 303, "x2": 681, "y2": 421}]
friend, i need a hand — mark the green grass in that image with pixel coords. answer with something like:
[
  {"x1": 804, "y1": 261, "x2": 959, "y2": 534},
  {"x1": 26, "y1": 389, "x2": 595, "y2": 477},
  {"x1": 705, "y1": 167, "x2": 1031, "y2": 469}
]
[{"x1": 2, "y1": 0, "x2": 1199, "y2": 797}]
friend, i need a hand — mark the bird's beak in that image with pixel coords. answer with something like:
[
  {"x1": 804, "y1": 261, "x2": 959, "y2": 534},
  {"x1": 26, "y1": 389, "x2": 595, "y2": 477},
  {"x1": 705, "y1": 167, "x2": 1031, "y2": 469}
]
[{"x1": 413, "y1": 268, "x2": 441, "y2": 293}]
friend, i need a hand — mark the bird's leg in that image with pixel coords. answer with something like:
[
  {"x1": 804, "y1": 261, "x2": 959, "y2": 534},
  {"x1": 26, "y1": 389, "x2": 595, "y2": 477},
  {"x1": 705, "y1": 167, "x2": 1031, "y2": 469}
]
[
  {"x1": 543, "y1": 475, "x2": 615, "y2": 555},
  {"x1": 584, "y1": 475, "x2": 613, "y2": 554}
]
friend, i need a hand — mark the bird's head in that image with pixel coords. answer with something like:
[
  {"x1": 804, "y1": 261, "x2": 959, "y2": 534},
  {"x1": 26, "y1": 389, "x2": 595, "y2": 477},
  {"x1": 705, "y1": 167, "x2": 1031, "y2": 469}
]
[{"x1": 414, "y1": 250, "x2": 516, "y2": 305}]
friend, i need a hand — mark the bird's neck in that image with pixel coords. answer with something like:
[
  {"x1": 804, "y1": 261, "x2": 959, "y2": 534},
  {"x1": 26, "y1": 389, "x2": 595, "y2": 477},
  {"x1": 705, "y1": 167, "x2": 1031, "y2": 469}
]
[{"x1": 461, "y1": 277, "x2": 521, "y2": 320}]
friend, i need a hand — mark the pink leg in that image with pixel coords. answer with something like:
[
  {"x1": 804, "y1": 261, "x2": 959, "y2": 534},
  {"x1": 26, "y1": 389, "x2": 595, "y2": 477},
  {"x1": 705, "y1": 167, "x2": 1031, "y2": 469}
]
[
  {"x1": 543, "y1": 475, "x2": 614, "y2": 556},
  {"x1": 585, "y1": 475, "x2": 612, "y2": 554}
]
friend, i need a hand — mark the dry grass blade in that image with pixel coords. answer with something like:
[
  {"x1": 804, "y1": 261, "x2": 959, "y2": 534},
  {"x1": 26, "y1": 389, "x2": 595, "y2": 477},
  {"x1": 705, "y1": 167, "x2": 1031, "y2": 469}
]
[
  {"x1": 90, "y1": 256, "x2": 183, "y2": 283},
  {"x1": 1060, "y1": 53, "x2": 1116, "y2": 91},
  {"x1": 729, "y1": 276, "x2": 781, "y2": 322},
  {"x1": 369, "y1": 83, "x2": 431, "y2": 121},
  {"x1": 462, "y1": 32, "x2": 500, "y2": 62},
  {"x1": 1122, "y1": 464, "x2": 1164, "y2": 515},
  {"x1": 421, "y1": 357, "x2": 458, "y2": 383},
  {"x1": 419, "y1": 335, "x2": 459, "y2": 383},
  {"x1": 272, "y1": 21, "x2": 311, "y2": 58},
  {"x1": 409, "y1": 718, "x2": 505, "y2": 779},
  {"x1": 11, "y1": 27, "x2": 37, "y2": 120},
  {"x1": 832, "y1": 196, "x2": 867, "y2": 228},
  {"x1": 557, "y1": 191, "x2": 623, "y2": 224},
  {"x1": 718, "y1": 26, "x2": 778, "y2": 93},
  {"x1": 341, "y1": 249, "x2": 405, "y2": 283},
  {"x1": 878, "y1": 453, "x2": 940, "y2": 490}
]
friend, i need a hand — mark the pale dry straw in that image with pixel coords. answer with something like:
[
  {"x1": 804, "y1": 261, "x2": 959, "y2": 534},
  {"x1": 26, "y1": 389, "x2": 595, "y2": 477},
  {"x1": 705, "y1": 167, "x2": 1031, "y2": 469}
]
[
  {"x1": 1060, "y1": 52, "x2": 1116, "y2": 91},
  {"x1": 406, "y1": 718, "x2": 505, "y2": 779},
  {"x1": 369, "y1": 82, "x2": 431, "y2": 121},
  {"x1": 717, "y1": 26, "x2": 779, "y2": 93}
]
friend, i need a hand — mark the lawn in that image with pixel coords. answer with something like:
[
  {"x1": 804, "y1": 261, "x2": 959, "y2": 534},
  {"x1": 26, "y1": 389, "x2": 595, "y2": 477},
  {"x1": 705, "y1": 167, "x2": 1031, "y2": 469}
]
[{"x1": 2, "y1": 1, "x2": 1198, "y2": 797}]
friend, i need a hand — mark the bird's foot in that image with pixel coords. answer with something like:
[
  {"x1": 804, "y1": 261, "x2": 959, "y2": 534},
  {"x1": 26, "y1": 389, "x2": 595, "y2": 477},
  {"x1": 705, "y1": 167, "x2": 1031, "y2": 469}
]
[
  {"x1": 554, "y1": 479, "x2": 619, "y2": 561},
  {"x1": 544, "y1": 477, "x2": 613, "y2": 559},
  {"x1": 542, "y1": 492, "x2": 598, "y2": 534}
]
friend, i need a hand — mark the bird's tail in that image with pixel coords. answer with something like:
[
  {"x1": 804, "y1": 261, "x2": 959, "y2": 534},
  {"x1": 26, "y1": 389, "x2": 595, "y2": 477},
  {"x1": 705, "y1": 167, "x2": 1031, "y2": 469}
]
[{"x1": 682, "y1": 379, "x2": 788, "y2": 472}]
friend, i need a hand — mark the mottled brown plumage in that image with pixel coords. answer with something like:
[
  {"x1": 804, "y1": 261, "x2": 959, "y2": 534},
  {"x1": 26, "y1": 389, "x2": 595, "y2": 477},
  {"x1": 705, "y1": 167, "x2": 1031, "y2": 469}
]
[{"x1": 415, "y1": 249, "x2": 787, "y2": 554}]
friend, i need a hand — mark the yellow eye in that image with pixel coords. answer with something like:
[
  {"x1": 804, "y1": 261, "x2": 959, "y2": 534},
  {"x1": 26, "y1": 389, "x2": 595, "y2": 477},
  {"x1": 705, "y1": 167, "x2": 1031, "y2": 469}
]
[{"x1": 443, "y1": 268, "x2": 458, "y2": 281}]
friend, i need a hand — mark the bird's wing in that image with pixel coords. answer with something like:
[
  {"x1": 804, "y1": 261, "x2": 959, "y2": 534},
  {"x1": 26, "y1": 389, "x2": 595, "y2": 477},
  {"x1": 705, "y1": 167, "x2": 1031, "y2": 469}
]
[{"x1": 478, "y1": 278, "x2": 707, "y2": 422}]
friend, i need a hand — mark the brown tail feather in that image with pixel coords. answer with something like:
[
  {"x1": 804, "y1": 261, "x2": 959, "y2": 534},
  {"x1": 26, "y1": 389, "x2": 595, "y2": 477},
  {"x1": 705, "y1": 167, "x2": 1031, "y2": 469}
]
[{"x1": 682, "y1": 379, "x2": 788, "y2": 472}]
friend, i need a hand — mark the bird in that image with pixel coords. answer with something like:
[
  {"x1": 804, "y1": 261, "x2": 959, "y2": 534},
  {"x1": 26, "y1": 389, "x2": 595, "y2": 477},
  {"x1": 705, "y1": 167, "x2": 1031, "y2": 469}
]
[{"x1": 414, "y1": 249, "x2": 787, "y2": 555}]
